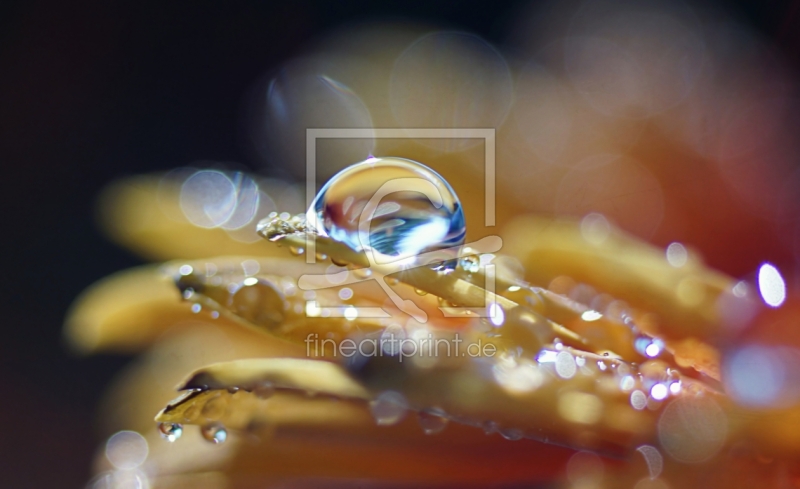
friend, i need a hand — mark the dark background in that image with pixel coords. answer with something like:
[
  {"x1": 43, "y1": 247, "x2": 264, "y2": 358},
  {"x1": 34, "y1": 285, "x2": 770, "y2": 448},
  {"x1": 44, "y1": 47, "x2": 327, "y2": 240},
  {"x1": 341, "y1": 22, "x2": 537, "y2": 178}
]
[{"x1": 0, "y1": 1, "x2": 797, "y2": 487}]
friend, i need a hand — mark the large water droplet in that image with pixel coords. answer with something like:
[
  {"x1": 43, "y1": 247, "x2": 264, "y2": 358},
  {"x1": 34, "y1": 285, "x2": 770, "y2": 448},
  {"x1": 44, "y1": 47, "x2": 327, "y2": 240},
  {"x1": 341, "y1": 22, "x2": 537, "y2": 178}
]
[
  {"x1": 369, "y1": 391, "x2": 408, "y2": 426},
  {"x1": 307, "y1": 157, "x2": 466, "y2": 265},
  {"x1": 158, "y1": 422, "x2": 183, "y2": 442},
  {"x1": 201, "y1": 423, "x2": 228, "y2": 444}
]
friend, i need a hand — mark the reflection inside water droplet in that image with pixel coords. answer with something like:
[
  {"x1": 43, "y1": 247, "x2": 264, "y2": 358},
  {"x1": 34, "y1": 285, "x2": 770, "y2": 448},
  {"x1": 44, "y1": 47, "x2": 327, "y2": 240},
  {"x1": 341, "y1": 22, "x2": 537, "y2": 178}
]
[
  {"x1": 307, "y1": 157, "x2": 466, "y2": 265},
  {"x1": 158, "y1": 422, "x2": 183, "y2": 443},
  {"x1": 201, "y1": 424, "x2": 228, "y2": 444},
  {"x1": 459, "y1": 255, "x2": 480, "y2": 273}
]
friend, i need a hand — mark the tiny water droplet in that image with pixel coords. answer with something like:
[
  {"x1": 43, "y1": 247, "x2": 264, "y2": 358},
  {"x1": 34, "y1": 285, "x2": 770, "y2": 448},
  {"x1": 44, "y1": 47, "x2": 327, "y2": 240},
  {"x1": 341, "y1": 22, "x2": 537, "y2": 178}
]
[
  {"x1": 158, "y1": 422, "x2": 183, "y2": 442},
  {"x1": 315, "y1": 252, "x2": 328, "y2": 261},
  {"x1": 385, "y1": 276, "x2": 400, "y2": 286},
  {"x1": 459, "y1": 255, "x2": 480, "y2": 273},
  {"x1": 418, "y1": 411, "x2": 449, "y2": 435},
  {"x1": 201, "y1": 423, "x2": 228, "y2": 444},
  {"x1": 306, "y1": 157, "x2": 466, "y2": 264},
  {"x1": 369, "y1": 391, "x2": 408, "y2": 426},
  {"x1": 499, "y1": 428, "x2": 524, "y2": 441},
  {"x1": 289, "y1": 246, "x2": 305, "y2": 256},
  {"x1": 414, "y1": 288, "x2": 428, "y2": 296},
  {"x1": 229, "y1": 278, "x2": 285, "y2": 329}
]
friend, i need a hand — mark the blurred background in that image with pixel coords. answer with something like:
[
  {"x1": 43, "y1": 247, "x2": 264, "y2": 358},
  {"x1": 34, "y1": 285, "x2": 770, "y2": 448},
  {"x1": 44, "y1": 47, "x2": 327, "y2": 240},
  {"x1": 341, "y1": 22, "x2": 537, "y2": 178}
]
[{"x1": 1, "y1": 0, "x2": 800, "y2": 487}]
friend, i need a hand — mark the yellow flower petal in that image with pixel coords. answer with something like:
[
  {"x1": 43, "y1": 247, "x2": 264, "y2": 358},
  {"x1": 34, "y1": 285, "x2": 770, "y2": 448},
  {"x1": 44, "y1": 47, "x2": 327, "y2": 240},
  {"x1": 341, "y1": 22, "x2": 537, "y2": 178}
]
[
  {"x1": 172, "y1": 358, "x2": 371, "y2": 405},
  {"x1": 503, "y1": 215, "x2": 733, "y2": 340},
  {"x1": 65, "y1": 265, "x2": 185, "y2": 353},
  {"x1": 97, "y1": 174, "x2": 289, "y2": 260}
]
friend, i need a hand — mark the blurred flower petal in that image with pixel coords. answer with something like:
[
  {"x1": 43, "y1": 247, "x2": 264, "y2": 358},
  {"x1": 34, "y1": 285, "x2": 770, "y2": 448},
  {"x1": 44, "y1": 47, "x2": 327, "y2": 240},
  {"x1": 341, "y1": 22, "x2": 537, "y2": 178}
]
[
  {"x1": 503, "y1": 216, "x2": 735, "y2": 341},
  {"x1": 97, "y1": 174, "x2": 290, "y2": 260}
]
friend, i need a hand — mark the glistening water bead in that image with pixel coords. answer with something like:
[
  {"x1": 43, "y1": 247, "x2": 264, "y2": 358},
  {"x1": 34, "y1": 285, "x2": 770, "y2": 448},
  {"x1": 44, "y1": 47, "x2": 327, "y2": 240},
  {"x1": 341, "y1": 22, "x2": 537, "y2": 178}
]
[
  {"x1": 306, "y1": 157, "x2": 466, "y2": 264},
  {"x1": 158, "y1": 422, "x2": 183, "y2": 442}
]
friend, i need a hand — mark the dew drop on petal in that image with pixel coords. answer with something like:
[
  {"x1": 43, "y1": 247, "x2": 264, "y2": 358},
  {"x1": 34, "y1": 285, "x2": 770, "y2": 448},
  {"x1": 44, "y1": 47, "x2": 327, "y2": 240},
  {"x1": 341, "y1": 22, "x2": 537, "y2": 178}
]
[
  {"x1": 307, "y1": 157, "x2": 466, "y2": 265},
  {"x1": 369, "y1": 391, "x2": 408, "y2": 426},
  {"x1": 229, "y1": 278, "x2": 286, "y2": 329},
  {"x1": 459, "y1": 255, "x2": 480, "y2": 273},
  {"x1": 499, "y1": 428, "x2": 524, "y2": 441},
  {"x1": 158, "y1": 422, "x2": 183, "y2": 443},
  {"x1": 201, "y1": 423, "x2": 228, "y2": 444},
  {"x1": 418, "y1": 411, "x2": 449, "y2": 435},
  {"x1": 482, "y1": 420, "x2": 499, "y2": 435}
]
